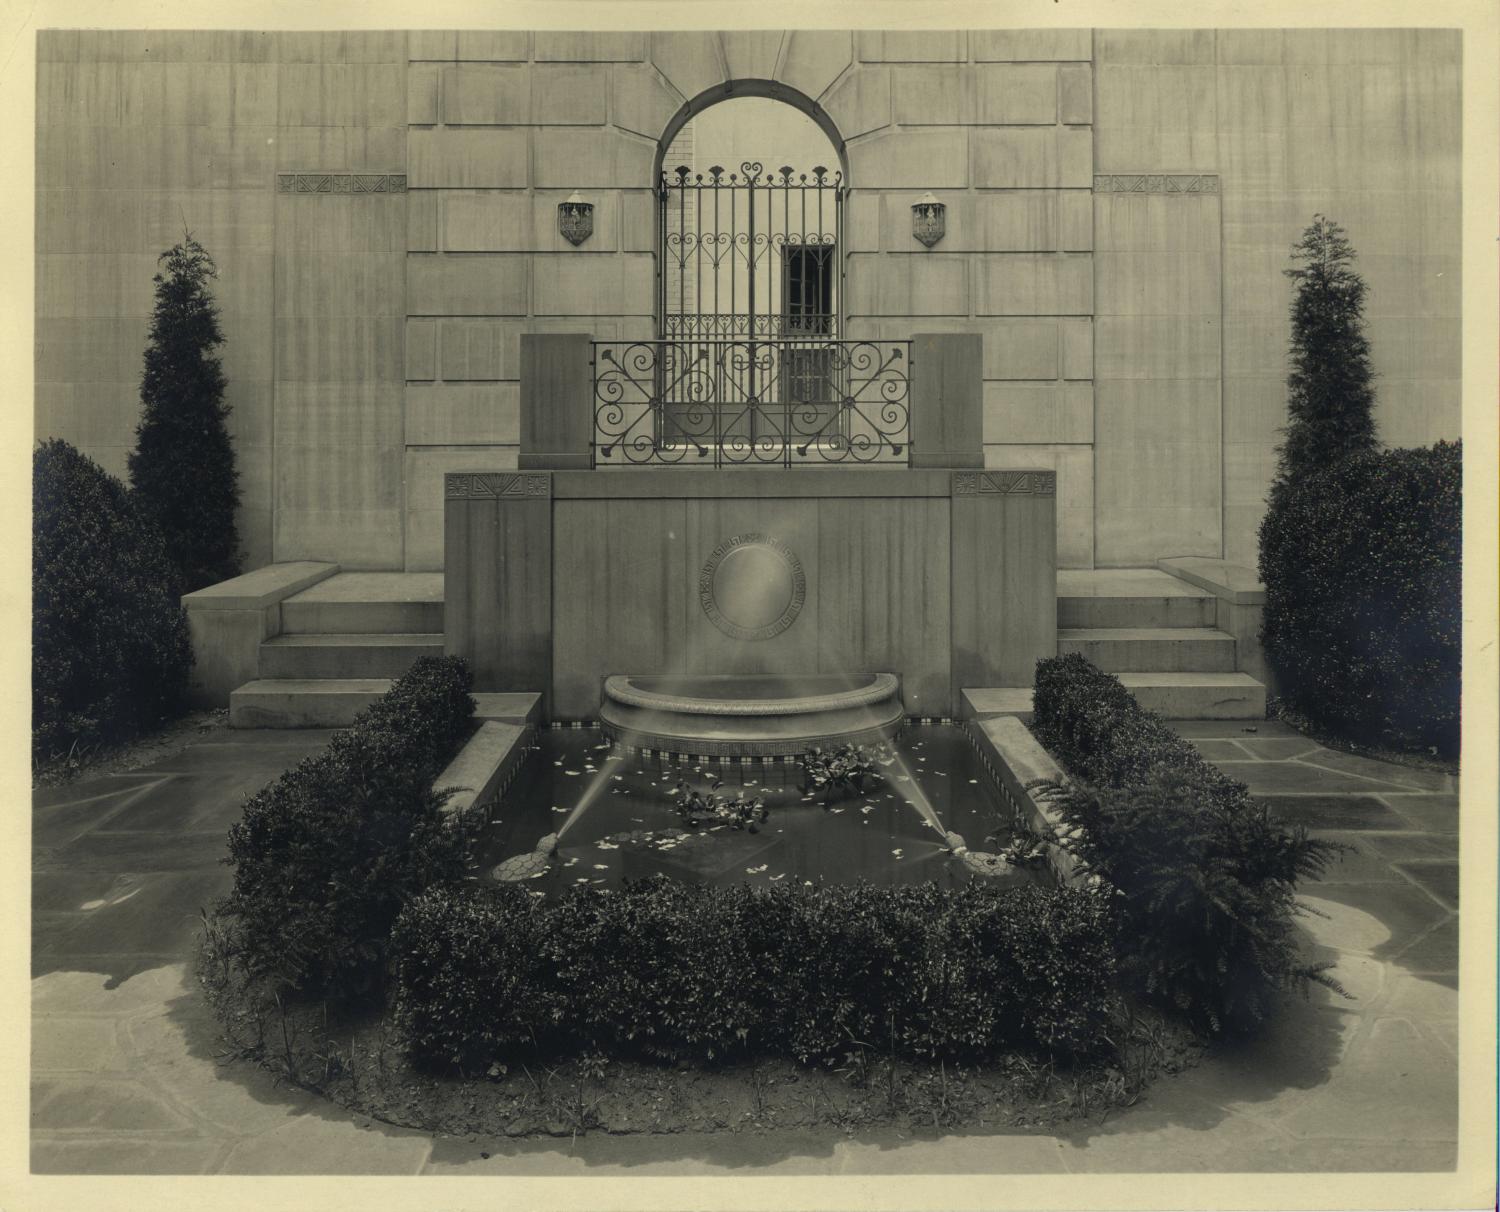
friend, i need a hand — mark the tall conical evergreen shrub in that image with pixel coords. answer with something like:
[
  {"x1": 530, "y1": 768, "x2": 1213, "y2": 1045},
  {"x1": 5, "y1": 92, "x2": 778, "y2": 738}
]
[
  {"x1": 129, "y1": 235, "x2": 241, "y2": 595},
  {"x1": 1257, "y1": 217, "x2": 1460, "y2": 755},
  {"x1": 1270, "y1": 215, "x2": 1378, "y2": 492}
]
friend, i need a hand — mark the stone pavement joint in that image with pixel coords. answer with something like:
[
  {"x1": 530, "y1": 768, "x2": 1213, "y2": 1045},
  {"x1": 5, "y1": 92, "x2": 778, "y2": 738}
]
[{"x1": 30, "y1": 723, "x2": 1459, "y2": 1174}]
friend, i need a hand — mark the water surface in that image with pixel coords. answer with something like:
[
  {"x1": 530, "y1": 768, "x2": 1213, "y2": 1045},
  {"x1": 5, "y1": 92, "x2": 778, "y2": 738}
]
[{"x1": 471, "y1": 725, "x2": 1049, "y2": 898}]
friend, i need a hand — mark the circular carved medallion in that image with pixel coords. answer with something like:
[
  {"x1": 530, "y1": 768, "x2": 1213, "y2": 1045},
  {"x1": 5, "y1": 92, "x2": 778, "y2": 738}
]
[{"x1": 698, "y1": 534, "x2": 807, "y2": 641}]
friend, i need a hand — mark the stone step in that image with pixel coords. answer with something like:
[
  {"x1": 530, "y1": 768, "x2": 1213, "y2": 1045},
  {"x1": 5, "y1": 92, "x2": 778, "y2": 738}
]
[
  {"x1": 229, "y1": 679, "x2": 393, "y2": 728},
  {"x1": 280, "y1": 572, "x2": 444, "y2": 635},
  {"x1": 1119, "y1": 672, "x2": 1266, "y2": 720},
  {"x1": 1057, "y1": 569, "x2": 1216, "y2": 629},
  {"x1": 1057, "y1": 627, "x2": 1237, "y2": 673},
  {"x1": 259, "y1": 633, "x2": 446, "y2": 679},
  {"x1": 962, "y1": 672, "x2": 1267, "y2": 722}
]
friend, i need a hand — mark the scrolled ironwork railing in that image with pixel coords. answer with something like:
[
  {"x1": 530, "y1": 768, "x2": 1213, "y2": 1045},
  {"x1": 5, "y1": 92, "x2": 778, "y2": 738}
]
[{"x1": 591, "y1": 338, "x2": 912, "y2": 467}]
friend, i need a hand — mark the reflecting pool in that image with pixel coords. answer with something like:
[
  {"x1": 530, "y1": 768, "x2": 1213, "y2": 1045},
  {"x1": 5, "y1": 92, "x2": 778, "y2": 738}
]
[{"x1": 470, "y1": 725, "x2": 1051, "y2": 898}]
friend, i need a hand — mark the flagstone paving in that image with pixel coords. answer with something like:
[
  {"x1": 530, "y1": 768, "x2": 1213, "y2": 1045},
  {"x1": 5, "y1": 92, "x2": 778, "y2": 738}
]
[{"x1": 29, "y1": 721, "x2": 1462, "y2": 1175}]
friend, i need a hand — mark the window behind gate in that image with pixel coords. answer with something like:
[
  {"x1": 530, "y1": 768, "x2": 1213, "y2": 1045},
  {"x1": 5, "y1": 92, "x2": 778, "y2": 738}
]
[{"x1": 590, "y1": 160, "x2": 911, "y2": 466}]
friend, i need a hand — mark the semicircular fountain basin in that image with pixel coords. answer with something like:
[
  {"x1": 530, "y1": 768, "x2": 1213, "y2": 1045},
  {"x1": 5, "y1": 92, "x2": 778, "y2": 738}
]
[{"x1": 599, "y1": 673, "x2": 904, "y2": 758}]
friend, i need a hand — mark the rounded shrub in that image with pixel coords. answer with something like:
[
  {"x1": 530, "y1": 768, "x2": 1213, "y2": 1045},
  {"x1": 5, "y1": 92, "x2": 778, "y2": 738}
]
[
  {"x1": 1259, "y1": 440, "x2": 1461, "y2": 756},
  {"x1": 219, "y1": 655, "x2": 476, "y2": 995},
  {"x1": 390, "y1": 877, "x2": 1118, "y2": 1074},
  {"x1": 1031, "y1": 654, "x2": 1345, "y2": 1037},
  {"x1": 32, "y1": 439, "x2": 193, "y2": 759}
]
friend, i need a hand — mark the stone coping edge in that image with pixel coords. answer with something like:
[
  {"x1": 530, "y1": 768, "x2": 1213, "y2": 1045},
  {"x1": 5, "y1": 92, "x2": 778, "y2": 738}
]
[
  {"x1": 434, "y1": 719, "x2": 536, "y2": 825},
  {"x1": 182, "y1": 561, "x2": 340, "y2": 611},
  {"x1": 965, "y1": 715, "x2": 1084, "y2": 888},
  {"x1": 1157, "y1": 556, "x2": 1266, "y2": 606},
  {"x1": 603, "y1": 673, "x2": 899, "y2": 717},
  {"x1": 473, "y1": 692, "x2": 543, "y2": 725}
]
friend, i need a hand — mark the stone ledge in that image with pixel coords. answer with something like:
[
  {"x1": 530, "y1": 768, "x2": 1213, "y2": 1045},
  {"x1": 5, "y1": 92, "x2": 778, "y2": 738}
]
[
  {"x1": 960, "y1": 687, "x2": 1034, "y2": 723},
  {"x1": 473, "y1": 692, "x2": 542, "y2": 724},
  {"x1": 1157, "y1": 556, "x2": 1265, "y2": 606},
  {"x1": 966, "y1": 715, "x2": 1081, "y2": 886},
  {"x1": 434, "y1": 720, "x2": 534, "y2": 823},
  {"x1": 182, "y1": 562, "x2": 339, "y2": 611}
]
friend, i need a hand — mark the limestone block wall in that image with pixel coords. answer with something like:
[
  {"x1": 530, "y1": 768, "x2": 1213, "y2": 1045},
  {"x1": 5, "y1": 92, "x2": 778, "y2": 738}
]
[
  {"x1": 1093, "y1": 28, "x2": 1462, "y2": 567},
  {"x1": 34, "y1": 28, "x2": 1464, "y2": 576},
  {"x1": 35, "y1": 30, "x2": 409, "y2": 570},
  {"x1": 836, "y1": 30, "x2": 1098, "y2": 567},
  {"x1": 401, "y1": 31, "x2": 667, "y2": 569}
]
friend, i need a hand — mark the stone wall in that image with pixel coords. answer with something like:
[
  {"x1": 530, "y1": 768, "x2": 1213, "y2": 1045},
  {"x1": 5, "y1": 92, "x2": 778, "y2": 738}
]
[
  {"x1": 444, "y1": 467, "x2": 1056, "y2": 717},
  {"x1": 35, "y1": 30, "x2": 409, "y2": 570},
  {"x1": 836, "y1": 30, "x2": 1098, "y2": 567},
  {"x1": 1093, "y1": 28, "x2": 1462, "y2": 566},
  {"x1": 34, "y1": 29, "x2": 1463, "y2": 574}
]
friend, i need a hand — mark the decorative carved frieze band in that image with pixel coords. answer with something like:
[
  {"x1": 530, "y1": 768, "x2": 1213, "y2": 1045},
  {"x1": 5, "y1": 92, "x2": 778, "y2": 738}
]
[
  {"x1": 276, "y1": 173, "x2": 407, "y2": 194},
  {"x1": 953, "y1": 471, "x2": 1057, "y2": 497},
  {"x1": 1093, "y1": 174, "x2": 1219, "y2": 195},
  {"x1": 444, "y1": 472, "x2": 550, "y2": 500}
]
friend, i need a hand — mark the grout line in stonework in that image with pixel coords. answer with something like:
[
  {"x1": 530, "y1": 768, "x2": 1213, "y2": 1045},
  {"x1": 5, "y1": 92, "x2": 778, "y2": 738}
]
[
  {"x1": 1386, "y1": 908, "x2": 1460, "y2": 961},
  {"x1": 1284, "y1": 755, "x2": 1445, "y2": 793}
]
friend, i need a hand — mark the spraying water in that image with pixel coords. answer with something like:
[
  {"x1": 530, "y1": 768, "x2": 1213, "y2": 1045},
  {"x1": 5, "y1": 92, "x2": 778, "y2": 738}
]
[
  {"x1": 881, "y1": 745, "x2": 951, "y2": 848},
  {"x1": 554, "y1": 745, "x2": 625, "y2": 843}
]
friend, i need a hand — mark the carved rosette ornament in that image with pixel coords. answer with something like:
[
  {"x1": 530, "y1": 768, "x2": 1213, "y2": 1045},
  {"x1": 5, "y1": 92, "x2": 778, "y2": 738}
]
[{"x1": 698, "y1": 534, "x2": 807, "y2": 641}]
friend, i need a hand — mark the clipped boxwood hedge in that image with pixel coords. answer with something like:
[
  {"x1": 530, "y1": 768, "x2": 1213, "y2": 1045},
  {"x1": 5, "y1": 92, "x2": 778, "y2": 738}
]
[
  {"x1": 218, "y1": 655, "x2": 476, "y2": 995},
  {"x1": 1031, "y1": 654, "x2": 1343, "y2": 1036},
  {"x1": 32, "y1": 439, "x2": 193, "y2": 759},
  {"x1": 393, "y1": 876, "x2": 1118, "y2": 1073},
  {"x1": 1259, "y1": 440, "x2": 1461, "y2": 756}
]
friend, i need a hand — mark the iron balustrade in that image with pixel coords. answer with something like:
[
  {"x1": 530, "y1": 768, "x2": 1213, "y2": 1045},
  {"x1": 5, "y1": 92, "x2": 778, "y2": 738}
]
[{"x1": 591, "y1": 337, "x2": 913, "y2": 467}]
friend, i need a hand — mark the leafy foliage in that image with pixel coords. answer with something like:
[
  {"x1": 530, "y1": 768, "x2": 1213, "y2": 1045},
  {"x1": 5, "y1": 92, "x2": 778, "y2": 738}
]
[
  {"x1": 672, "y1": 778, "x2": 769, "y2": 831},
  {"x1": 1273, "y1": 214, "x2": 1378, "y2": 490},
  {"x1": 129, "y1": 235, "x2": 241, "y2": 596},
  {"x1": 801, "y1": 743, "x2": 893, "y2": 801},
  {"x1": 218, "y1": 656, "x2": 476, "y2": 996},
  {"x1": 1032, "y1": 653, "x2": 1240, "y2": 808},
  {"x1": 32, "y1": 439, "x2": 193, "y2": 759},
  {"x1": 1259, "y1": 441, "x2": 1461, "y2": 756},
  {"x1": 1031, "y1": 654, "x2": 1345, "y2": 1036},
  {"x1": 393, "y1": 877, "x2": 1118, "y2": 1073}
]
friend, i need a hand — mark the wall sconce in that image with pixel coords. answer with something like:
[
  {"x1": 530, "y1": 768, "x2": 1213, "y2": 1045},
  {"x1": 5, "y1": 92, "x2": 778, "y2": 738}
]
[
  {"x1": 558, "y1": 192, "x2": 594, "y2": 246},
  {"x1": 912, "y1": 192, "x2": 946, "y2": 248}
]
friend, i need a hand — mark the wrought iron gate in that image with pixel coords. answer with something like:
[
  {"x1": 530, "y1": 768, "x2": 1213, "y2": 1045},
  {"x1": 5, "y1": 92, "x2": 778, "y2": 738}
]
[
  {"x1": 659, "y1": 161, "x2": 842, "y2": 341},
  {"x1": 591, "y1": 162, "x2": 911, "y2": 466}
]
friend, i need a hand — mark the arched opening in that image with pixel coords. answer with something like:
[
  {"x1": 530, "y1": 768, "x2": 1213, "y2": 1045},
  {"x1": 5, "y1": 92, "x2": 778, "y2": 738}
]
[
  {"x1": 649, "y1": 87, "x2": 853, "y2": 456},
  {"x1": 655, "y1": 87, "x2": 847, "y2": 342}
]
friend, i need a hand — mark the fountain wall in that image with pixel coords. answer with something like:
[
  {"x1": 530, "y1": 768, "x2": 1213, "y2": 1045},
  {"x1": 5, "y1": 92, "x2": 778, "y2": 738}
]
[{"x1": 445, "y1": 332, "x2": 1055, "y2": 720}]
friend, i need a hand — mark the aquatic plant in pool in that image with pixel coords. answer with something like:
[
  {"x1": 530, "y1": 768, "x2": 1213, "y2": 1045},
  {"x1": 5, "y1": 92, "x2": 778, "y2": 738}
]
[
  {"x1": 801, "y1": 742, "x2": 894, "y2": 802},
  {"x1": 672, "y1": 777, "x2": 770, "y2": 831},
  {"x1": 472, "y1": 725, "x2": 1050, "y2": 899}
]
